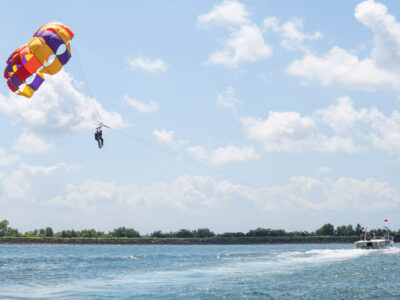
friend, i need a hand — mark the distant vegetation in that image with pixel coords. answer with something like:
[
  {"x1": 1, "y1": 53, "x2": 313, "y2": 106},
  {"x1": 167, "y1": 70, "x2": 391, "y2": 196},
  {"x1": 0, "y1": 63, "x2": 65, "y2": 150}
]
[{"x1": 1, "y1": 219, "x2": 399, "y2": 239}]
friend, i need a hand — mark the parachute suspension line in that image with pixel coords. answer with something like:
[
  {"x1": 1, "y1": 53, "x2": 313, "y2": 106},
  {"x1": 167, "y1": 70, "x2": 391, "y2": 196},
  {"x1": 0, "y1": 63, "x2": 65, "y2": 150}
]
[
  {"x1": 107, "y1": 126, "x2": 255, "y2": 187},
  {"x1": 108, "y1": 126, "x2": 350, "y2": 225},
  {"x1": 73, "y1": 45, "x2": 103, "y2": 125},
  {"x1": 71, "y1": 47, "x2": 348, "y2": 226}
]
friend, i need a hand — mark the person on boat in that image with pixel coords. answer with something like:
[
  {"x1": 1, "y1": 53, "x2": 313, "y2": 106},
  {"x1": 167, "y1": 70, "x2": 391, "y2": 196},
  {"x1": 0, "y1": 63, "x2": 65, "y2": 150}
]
[
  {"x1": 359, "y1": 227, "x2": 364, "y2": 240},
  {"x1": 94, "y1": 127, "x2": 104, "y2": 149}
]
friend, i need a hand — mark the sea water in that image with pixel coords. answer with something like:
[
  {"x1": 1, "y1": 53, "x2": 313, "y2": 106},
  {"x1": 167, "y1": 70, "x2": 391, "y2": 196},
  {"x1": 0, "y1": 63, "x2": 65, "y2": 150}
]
[{"x1": 0, "y1": 244, "x2": 399, "y2": 299}]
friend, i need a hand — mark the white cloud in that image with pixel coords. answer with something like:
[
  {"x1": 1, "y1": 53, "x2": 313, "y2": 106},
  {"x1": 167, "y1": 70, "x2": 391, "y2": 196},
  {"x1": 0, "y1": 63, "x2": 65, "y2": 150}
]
[
  {"x1": 315, "y1": 96, "x2": 400, "y2": 155},
  {"x1": 217, "y1": 87, "x2": 241, "y2": 111},
  {"x1": 1, "y1": 163, "x2": 398, "y2": 214},
  {"x1": 153, "y1": 129, "x2": 179, "y2": 149},
  {"x1": 127, "y1": 56, "x2": 167, "y2": 73},
  {"x1": 197, "y1": 0, "x2": 249, "y2": 27},
  {"x1": 262, "y1": 176, "x2": 400, "y2": 212},
  {"x1": 13, "y1": 133, "x2": 54, "y2": 154},
  {"x1": 186, "y1": 144, "x2": 260, "y2": 165},
  {"x1": 264, "y1": 17, "x2": 322, "y2": 51},
  {"x1": 123, "y1": 95, "x2": 159, "y2": 113},
  {"x1": 315, "y1": 96, "x2": 376, "y2": 135},
  {"x1": 0, "y1": 163, "x2": 72, "y2": 203},
  {"x1": 239, "y1": 97, "x2": 377, "y2": 154},
  {"x1": 287, "y1": 0, "x2": 400, "y2": 91},
  {"x1": 241, "y1": 111, "x2": 316, "y2": 152},
  {"x1": 370, "y1": 110, "x2": 400, "y2": 155},
  {"x1": 207, "y1": 24, "x2": 272, "y2": 67},
  {"x1": 239, "y1": 95, "x2": 400, "y2": 156},
  {"x1": 186, "y1": 146, "x2": 207, "y2": 161},
  {"x1": 209, "y1": 145, "x2": 260, "y2": 164},
  {"x1": 199, "y1": 1, "x2": 272, "y2": 67},
  {"x1": 263, "y1": 17, "x2": 280, "y2": 32},
  {"x1": 0, "y1": 148, "x2": 20, "y2": 166},
  {"x1": 313, "y1": 96, "x2": 400, "y2": 155},
  {"x1": 314, "y1": 135, "x2": 360, "y2": 154},
  {"x1": 0, "y1": 71, "x2": 126, "y2": 134},
  {"x1": 287, "y1": 47, "x2": 400, "y2": 91},
  {"x1": 317, "y1": 166, "x2": 331, "y2": 174},
  {"x1": 355, "y1": 0, "x2": 400, "y2": 71}
]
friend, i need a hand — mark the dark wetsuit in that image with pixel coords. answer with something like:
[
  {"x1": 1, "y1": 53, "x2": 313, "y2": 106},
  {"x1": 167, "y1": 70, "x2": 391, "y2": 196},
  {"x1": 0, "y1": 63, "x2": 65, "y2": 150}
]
[{"x1": 94, "y1": 130, "x2": 104, "y2": 148}]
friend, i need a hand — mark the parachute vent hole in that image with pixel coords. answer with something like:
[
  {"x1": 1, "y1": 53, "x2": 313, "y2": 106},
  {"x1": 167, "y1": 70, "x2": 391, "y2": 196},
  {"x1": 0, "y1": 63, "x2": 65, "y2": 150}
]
[
  {"x1": 56, "y1": 44, "x2": 67, "y2": 56},
  {"x1": 43, "y1": 55, "x2": 56, "y2": 67}
]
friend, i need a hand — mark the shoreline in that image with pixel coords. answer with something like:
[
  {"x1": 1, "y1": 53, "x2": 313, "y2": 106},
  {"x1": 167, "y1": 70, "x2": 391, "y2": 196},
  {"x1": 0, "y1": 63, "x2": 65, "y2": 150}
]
[{"x1": 0, "y1": 236, "x2": 360, "y2": 245}]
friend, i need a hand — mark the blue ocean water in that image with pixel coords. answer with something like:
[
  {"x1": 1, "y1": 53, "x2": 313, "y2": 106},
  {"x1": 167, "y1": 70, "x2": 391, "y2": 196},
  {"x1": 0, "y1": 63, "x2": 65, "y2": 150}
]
[{"x1": 0, "y1": 244, "x2": 399, "y2": 299}]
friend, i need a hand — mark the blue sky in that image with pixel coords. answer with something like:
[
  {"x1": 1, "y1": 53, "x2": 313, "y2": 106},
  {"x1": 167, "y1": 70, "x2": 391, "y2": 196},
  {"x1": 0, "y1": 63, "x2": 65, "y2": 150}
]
[{"x1": 1, "y1": 0, "x2": 400, "y2": 233}]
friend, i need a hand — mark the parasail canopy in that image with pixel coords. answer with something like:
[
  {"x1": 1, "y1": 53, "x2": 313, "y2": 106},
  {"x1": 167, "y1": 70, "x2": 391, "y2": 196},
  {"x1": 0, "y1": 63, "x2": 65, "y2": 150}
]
[{"x1": 4, "y1": 22, "x2": 74, "y2": 98}]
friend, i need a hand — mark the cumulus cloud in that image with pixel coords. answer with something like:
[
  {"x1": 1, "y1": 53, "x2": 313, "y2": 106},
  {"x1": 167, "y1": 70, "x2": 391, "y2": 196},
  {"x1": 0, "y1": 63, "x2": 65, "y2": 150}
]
[
  {"x1": 217, "y1": 87, "x2": 241, "y2": 111},
  {"x1": 287, "y1": 0, "x2": 400, "y2": 91},
  {"x1": 199, "y1": 1, "x2": 322, "y2": 68},
  {"x1": 313, "y1": 135, "x2": 361, "y2": 153},
  {"x1": 186, "y1": 144, "x2": 259, "y2": 164},
  {"x1": 153, "y1": 129, "x2": 180, "y2": 149},
  {"x1": 317, "y1": 166, "x2": 331, "y2": 174},
  {"x1": 1, "y1": 163, "x2": 398, "y2": 214},
  {"x1": 315, "y1": 96, "x2": 400, "y2": 155},
  {"x1": 127, "y1": 56, "x2": 167, "y2": 73},
  {"x1": 287, "y1": 47, "x2": 400, "y2": 90},
  {"x1": 199, "y1": 1, "x2": 272, "y2": 67},
  {"x1": 0, "y1": 148, "x2": 20, "y2": 166},
  {"x1": 13, "y1": 133, "x2": 54, "y2": 154},
  {"x1": 123, "y1": 95, "x2": 159, "y2": 113},
  {"x1": 207, "y1": 24, "x2": 272, "y2": 67},
  {"x1": 186, "y1": 146, "x2": 207, "y2": 161},
  {"x1": 262, "y1": 176, "x2": 400, "y2": 212},
  {"x1": 209, "y1": 145, "x2": 260, "y2": 164},
  {"x1": 239, "y1": 97, "x2": 375, "y2": 154},
  {"x1": 241, "y1": 111, "x2": 316, "y2": 152},
  {"x1": 315, "y1": 96, "x2": 376, "y2": 135},
  {"x1": 264, "y1": 17, "x2": 322, "y2": 51},
  {"x1": 0, "y1": 71, "x2": 126, "y2": 134},
  {"x1": 0, "y1": 163, "x2": 72, "y2": 203},
  {"x1": 370, "y1": 110, "x2": 400, "y2": 155},
  {"x1": 197, "y1": 0, "x2": 249, "y2": 27},
  {"x1": 239, "y1": 95, "x2": 400, "y2": 156}
]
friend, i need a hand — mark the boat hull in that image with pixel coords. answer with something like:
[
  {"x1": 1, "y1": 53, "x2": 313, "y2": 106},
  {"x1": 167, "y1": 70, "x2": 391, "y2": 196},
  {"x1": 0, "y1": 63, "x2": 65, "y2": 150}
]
[{"x1": 354, "y1": 239, "x2": 393, "y2": 249}]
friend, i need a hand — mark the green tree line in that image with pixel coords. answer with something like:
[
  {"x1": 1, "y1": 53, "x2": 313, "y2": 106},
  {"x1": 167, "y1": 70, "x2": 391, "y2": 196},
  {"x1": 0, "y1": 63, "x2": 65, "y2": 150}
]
[{"x1": 1, "y1": 220, "x2": 399, "y2": 239}]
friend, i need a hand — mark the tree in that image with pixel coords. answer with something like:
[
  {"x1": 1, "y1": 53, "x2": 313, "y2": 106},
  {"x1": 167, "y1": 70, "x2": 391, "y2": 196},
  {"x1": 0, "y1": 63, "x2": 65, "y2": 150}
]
[
  {"x1": 0, "y1": 219, "x2": 9, "y2": 236},
  {"x1": 246, "y1": 228, "x2": 286, "y2": 237},
  {"x1": 315, "y1": 223, "x2": 335, "y2": 236},
  {"x1": 193, "y1": 228, "x2": 215, "y2": 238},
  {"x1": 355, "y1": 224, "x2": 362, "y2": 234},
  {"x1": 218, "y1": 232, "x2": 245, "y2": 238},
  {"x1": 60, "y1": 229, "x2": 78, "y2": 238},
  {"x1": 79, "y1": 229, "x2": 103, "y2": 238},
  {"x1": 6, "y1": 227, "x2": 20, "y2": 236},
  {"x1": 175, "y1": 229, "x2": 194, "y2": 238},
  {"x1": 150, "y1": 230, "x2": 165, "y2": 238},
  {"x1": 110, "y1": 227, "x2": 140, "y2": 238},
  {"x1": 45, "y1": 227, "x2": 54, "y2": 237}
]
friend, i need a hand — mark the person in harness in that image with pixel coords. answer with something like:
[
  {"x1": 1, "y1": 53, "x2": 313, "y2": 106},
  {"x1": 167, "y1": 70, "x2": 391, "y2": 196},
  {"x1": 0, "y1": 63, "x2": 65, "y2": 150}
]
[{"x1": 94, "y1": 126, "x2": 104, "y2": 149}]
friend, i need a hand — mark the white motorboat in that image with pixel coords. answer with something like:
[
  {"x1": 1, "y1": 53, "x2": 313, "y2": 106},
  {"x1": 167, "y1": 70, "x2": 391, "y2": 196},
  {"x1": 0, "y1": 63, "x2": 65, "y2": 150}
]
[{"x1": 354, "y1": 225, "x2": 394, "y2": 249}]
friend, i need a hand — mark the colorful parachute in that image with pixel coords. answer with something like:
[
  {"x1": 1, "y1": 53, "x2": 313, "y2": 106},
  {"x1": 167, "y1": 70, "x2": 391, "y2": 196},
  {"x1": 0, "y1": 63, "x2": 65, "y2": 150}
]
[{"x1": 4, "y1": 22, "x2": 74, "y2": 98}]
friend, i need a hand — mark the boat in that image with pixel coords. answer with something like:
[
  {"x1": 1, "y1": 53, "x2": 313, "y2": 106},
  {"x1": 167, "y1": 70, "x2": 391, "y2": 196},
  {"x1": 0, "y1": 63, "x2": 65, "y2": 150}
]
[{"x1": 354, "y1": 225, "x2": 394, "y2": 249}]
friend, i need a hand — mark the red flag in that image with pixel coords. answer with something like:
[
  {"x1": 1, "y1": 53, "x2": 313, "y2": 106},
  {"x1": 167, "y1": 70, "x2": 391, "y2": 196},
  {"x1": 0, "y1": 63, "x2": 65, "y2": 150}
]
[{"x1": 384, "y1": 219, "x2": 388, "y2": 222}]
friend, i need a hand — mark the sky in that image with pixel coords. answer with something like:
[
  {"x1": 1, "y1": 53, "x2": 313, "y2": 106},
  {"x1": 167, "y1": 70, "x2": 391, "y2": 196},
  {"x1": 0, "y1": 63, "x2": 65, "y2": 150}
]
[{"x1": 1, "y1": 0, "x2": 400, "y2": 234}]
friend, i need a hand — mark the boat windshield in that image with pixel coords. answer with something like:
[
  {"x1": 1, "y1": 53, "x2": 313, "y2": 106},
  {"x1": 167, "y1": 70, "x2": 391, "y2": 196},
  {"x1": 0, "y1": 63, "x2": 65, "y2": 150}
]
[{"x1": 359, "y1": 226, "x2": 393, "y2": 241}]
